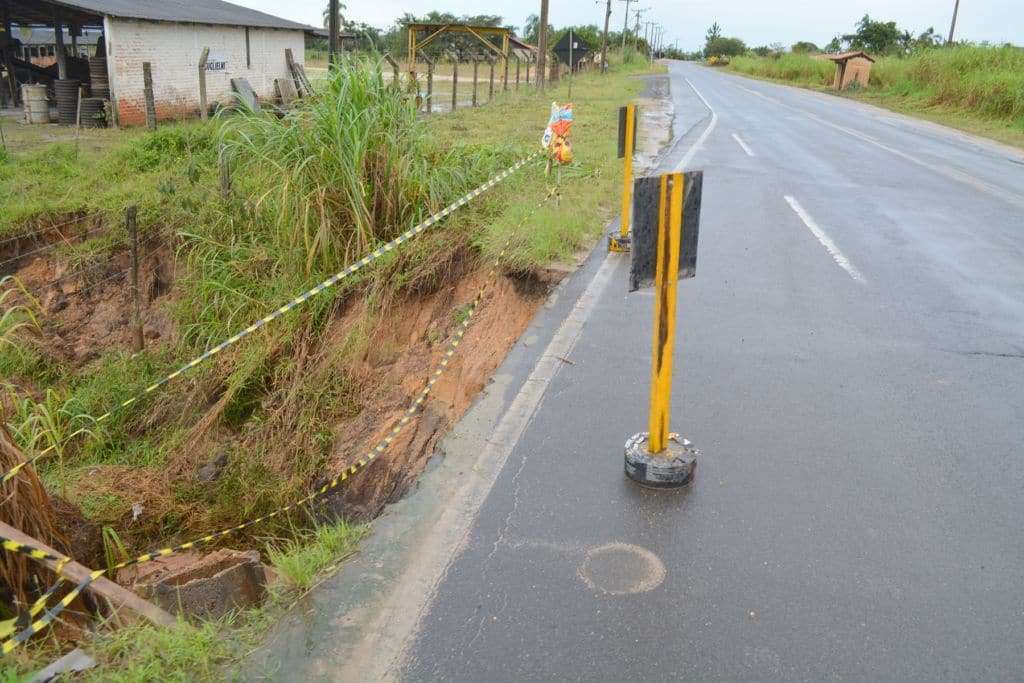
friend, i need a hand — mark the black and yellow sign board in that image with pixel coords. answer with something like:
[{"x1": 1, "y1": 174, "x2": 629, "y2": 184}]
[{"x1": 628, "y1": 171, "x2": 703, "y2": 292}]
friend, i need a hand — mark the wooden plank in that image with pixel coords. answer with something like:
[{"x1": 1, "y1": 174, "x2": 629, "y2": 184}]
[
  {"x1": 0, "y1": 522, "x2": 176, "y2": 628},
  {"x1": 198, "y1": 47, "x2": 210, "y2": 120},
  {"x1": 144, "y1": 62, "x2": 157, "y2": 131},
  {"x1": 230, "y1": 78, "x2": 258, "y2": 111},
  {"x1": 275, "y1": 78, "x2": 296, "y2": 105}
]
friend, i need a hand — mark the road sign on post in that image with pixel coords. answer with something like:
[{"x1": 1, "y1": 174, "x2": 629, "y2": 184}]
[
  {"x1": 609, "y1": 103, "x2": 639, "y2": 252},
  {"x1": 624, "y1": 170, "x2": 703, "y2": 489}
]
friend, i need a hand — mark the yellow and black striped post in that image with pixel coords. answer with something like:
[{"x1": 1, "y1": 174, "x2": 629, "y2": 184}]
[
  {"x1": 624, "y1": 169, "x2": 703, "y2": 488},
  {"x1": 610, "y1": 103, "x2": 638, "y2": 252},
  {"x1": 647, "y1": 172, "x2": 683, "y2": 454}
]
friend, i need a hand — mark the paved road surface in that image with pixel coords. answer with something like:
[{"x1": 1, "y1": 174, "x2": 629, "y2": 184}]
[{"x1": 255, "y1": 61, "x2": 1024, "y2": 681}]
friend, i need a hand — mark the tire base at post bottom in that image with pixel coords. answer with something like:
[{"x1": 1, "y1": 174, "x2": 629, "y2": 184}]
[{"x1": 624, "y1": 432, "x2": 697, "y2": 489}]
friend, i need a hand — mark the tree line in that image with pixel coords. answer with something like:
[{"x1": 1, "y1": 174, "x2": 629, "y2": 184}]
[
  {"x1": 315, "y1": 4, "x2": 653, "y2": 60},
  {"x1": 696, "y1": 14, "x2": 991, "y2": 61}
]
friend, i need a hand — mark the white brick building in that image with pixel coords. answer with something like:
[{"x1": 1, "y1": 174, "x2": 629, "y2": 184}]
[{"x1": 7, "y1": 0, "x2": 311, "y2": 126}]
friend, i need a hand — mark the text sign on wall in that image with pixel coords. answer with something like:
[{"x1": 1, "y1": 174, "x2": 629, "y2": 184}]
[{"x1": 206, "y1": 52, "x2": 228, "y2": 71}]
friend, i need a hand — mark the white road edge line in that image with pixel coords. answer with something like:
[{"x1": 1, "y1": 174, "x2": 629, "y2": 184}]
[
  {"x1": 356, "y1": 75, "x2": 726, "y2": 678},
  {"x1": 784, "y1": 195, "x2": 865, "y2": 283},
  {"x1": 733, "y1": 79, "x2": 1024, "y2": 211},
  {"x1": 358, "y1": 254, "x2": 620, "y2": 680},
  {"x1": 674, "y1": 77, "x2": 718, "y2": 171},
  {"x1": 731, "y1": 133, "x2": 755, "y2": 157}
]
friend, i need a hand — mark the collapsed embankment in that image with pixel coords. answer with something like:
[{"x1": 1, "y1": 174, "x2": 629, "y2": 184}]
[{"x1": 1, "y1": 55, "x2": 654, "y2": 672}]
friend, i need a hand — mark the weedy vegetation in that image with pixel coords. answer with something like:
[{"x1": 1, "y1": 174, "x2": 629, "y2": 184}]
[
  {"x1": 727, "y1": 45, "x2": 1024, "y2": 146},
  {"x1": 1, "y1": 52, "x2": 653, "y2": 678}
]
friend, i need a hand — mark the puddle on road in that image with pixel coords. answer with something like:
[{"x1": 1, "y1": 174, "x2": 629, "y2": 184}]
[{"x1": 577, "y1": 542, "x2": 667, "y2": 595}]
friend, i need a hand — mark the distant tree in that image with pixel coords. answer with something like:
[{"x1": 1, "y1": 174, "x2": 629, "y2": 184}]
[
  {"x1": 842, "y1": 14, "x2": 902, "y2": 54},
  {"x1": 706, "y1": 22, "x2": 722, "y2": 43},
  {"x1": 913, "y1": 27, "x2": 944, "y2": 49},
  {"x1": 825, "y1": 35, "x2": 843, "y2": 52},
  {"x1": 322, "y1": 2, "x2": 348, "y2": 30},
  {"x1": 523, "y1": 13, "x2": 554, "y2": 44},
  {"x1": 553, "y1": 25, "x2": 601, "y2": 51},
  {"x1": 704, "y1": 36, "x2": 746, "y2": 57},
  {"x1": 346, "y1": 21, "x2": 381, "y2": 51},
  {"x1": 751, "y1": 45, "x2": 772, "y2": 56},
  {"x1": 791, "y1": 41, "x2": 820, "y2": 53}
]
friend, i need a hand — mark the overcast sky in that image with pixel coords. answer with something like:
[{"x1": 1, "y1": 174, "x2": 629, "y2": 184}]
[{"x1": 235, "y1": 0, "x2": 1021, "y2": 51}]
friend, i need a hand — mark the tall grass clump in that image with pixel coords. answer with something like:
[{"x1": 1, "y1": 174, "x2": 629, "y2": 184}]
[
  {"x1": 728, "y1": 54, "x2": 834, "y2": 86},
  {"x1": 871, "y1": 46, "x2": 1024, "y2": 124},
  {"x1": 729, "y1": 46, "x2": 1024, "y2": 130},
  {"x1": 219, "y1": 59, "x2": 476, "y2": 273}
]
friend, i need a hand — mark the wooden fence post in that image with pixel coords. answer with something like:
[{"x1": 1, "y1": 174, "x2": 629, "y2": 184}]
[
  {"x1": 426, "y1": 59, "x2": 434, "y2": 114},
  {"x1": 384, "y1": 53, "x2": 400, "y2": 86},
  {"x1": 451, "y1": 59, "x2": 458, "y2": 111},
  {"x1": 142, "y1": 62, "x2": 156, "y2": 129},
  {"x1": 515, "y1": 56, "x2": 521, "y2": 90},
  {"x1": 472, "y1": 59, "x2": 479, "y2": 106},
  {"x1": 126, "y1": 206, "x2": 144, "y2": 352},
  {"x1": 219, "y1": 146, "x2": 231, "y2": 200},
  {"x1": 198, "y1": 47, "x2": 209, "y2": 120},
  {"x1": 488, "y1": 59, "x2": 495, "y2": 102},
  {"x1": 526, "y1": 59, "x2": 531, "y2": 86},
  {"x1": 503, "y1": 55, "x2": 509, "y2": 91}
]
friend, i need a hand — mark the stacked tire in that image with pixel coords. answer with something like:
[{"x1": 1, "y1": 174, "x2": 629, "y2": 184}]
[
  {"x1": 80, "y1": 97, "x2": 107, "y2": 128},
  {"x1": 54, "y1": 79, "x2": 81, "y2": 126},
  {"x1": 89, "y1": 55, "x2": 110, "y2": 98}
]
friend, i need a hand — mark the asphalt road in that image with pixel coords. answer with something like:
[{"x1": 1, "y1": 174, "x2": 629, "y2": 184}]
[{"x1": 397, "y1": 62, "x2": 1024, "y2": 680}]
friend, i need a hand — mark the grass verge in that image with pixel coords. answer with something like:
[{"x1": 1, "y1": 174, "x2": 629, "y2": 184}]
[
  {"x1": 1, "y1": 519, "x2": 366, "y2": 681},
  {"x1": 726, "y1": 46, "x2": 1024, "y2": 149}
]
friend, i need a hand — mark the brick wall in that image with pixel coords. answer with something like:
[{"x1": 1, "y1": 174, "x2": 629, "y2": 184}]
[{"x1": 104, "y1": 17, "x2": 304, "y2": 127}]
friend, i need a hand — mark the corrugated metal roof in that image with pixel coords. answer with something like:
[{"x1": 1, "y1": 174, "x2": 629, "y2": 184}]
[
  {"x1": 826, "y1": 50, "x2": 875, "y2": 63},
  {"x1": 48, "y1": 0, "x2": 313, "y2": 31}
]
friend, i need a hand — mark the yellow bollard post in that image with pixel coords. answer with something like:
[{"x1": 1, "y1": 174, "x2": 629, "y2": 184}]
[
  {"x1": 623, "y1": 168, "x2": 703, "y2": 488},
  {"x1": 609, "y1": 103, "x2": 637, "y2": 252},
  {"x1": 646, "y1": 172, "x2": 682, "y2": 454}
]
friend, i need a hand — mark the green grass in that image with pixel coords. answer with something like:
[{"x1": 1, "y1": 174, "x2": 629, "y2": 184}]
[
  {"x1": 1, "y1": 518, "x2": 367, "y2": 681},
  {"x1": 0, "y1": 55, "x2": 655, "y2": 676},
  {"x1": 726, "y1": 46, "x2": 1024, "y2": 147},
  {"x1": 267, "y1": 519, "x2": 368, "y2": 590}
]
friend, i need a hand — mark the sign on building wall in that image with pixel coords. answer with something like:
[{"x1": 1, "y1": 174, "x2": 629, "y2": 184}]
[{"x1": 206, "y1": 52, "x2": 228, "y2": 71}]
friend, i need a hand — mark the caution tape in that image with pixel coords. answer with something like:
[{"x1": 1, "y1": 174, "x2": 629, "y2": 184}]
[
  {"x1": 1, "y1": 537, "x2": 70, "y2": 572},
  {"x1": 2, "y1": 571, "x2": 102, "y2": 655},
  {"x1": 106, "y1": 228, "x2": 519, "y2": 574},
  {"x1": 0, "y1": 577, "x2": 67, "y2": 641},
  {"x1": 0, "y1": 189, "x2": 553, "y2": 653},
  {"x1": 0, "y1": 153, "x2": 539, "y2": 486}
]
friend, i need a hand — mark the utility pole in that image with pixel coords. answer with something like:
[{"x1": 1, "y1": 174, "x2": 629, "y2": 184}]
[
  {"x1": 633, "y1": 8, "x2": 647, "y2": 49},
  {"x1": 618, "y1": 0, "x2": 633, "y2": 51},
  {"x1": 328, "y1": 0, "x2": 339, "y2": 66},
  {"x1": 947, "y1": 0, "x2": 961, "y2": 45},
  {"x1": 600, "y1": 0, "x2": 612, "y2": 72},
  {"x1": 538, "y1": 0, "x2": 550, "y2": 91}
]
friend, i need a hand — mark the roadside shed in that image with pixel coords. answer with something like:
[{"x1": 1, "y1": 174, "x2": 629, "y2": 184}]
[
  {"x1": 2, "y1": 0, "x2": 314, "y2": 125},
  {"x1": 826, "y1": 50, "x2": 875, "y2": 90},
  {"x1": 553, "y1": 31, "x2": 590, "y2": 72}
]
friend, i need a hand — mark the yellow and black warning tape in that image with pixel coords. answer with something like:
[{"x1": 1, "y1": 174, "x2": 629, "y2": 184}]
[
  {"x1": 2, "y1": 571, "x2": 102, "y2": 654},
  {"x1": 0, "y1": 577, "x2": 67, "y2": 641},
  {"x1": 1, "y1": 189, "x2": 553, "y2": 653},
  {"x1": 0, "y1": 153, "x2": 540, "y2": 486},
  {"x1": 0, "y1": 537, "x2": 71, "y2": 573}
]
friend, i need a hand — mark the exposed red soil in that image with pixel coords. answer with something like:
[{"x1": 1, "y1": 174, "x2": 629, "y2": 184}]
[
  {"x1": 4, "y1": 232, "x2": 177, "y2": 368},
  {"x1": 327, "y1": 265, "x2": 558, "y2": 520}
]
